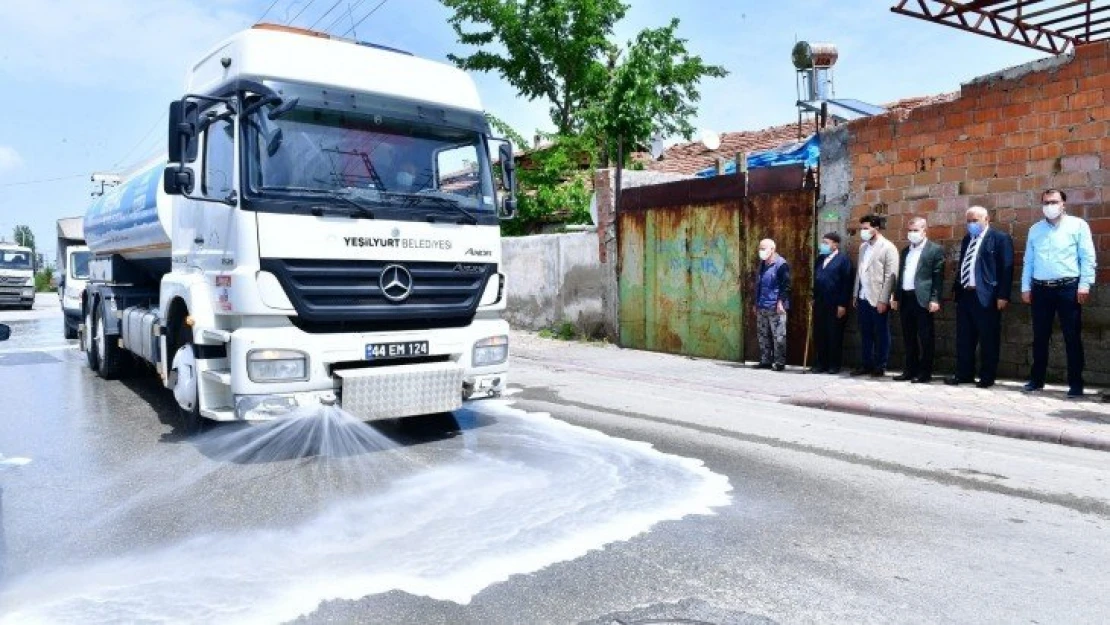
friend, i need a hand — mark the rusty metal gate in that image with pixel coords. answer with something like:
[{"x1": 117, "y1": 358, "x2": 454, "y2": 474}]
[{"x1": 617, "y1": 166, "x2": 816, "y2": 365}]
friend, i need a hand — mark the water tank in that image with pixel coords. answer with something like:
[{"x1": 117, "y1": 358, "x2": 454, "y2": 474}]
[
  {"x1": 84, "y1": 160, "x2": 173, "y2": 260},
  {"x1": 791, "y1": 41, "x2": 839, "y2": 69}
]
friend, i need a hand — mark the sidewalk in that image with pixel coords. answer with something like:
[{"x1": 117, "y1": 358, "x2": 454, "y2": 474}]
[{"x1": 510, "y1": 330, "x2": 1110, "y2": 452}]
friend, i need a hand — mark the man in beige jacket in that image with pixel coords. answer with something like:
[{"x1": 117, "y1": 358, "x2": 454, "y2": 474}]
[{"x1": 851, "y1": 215, "x2": 899, "y2": 377}]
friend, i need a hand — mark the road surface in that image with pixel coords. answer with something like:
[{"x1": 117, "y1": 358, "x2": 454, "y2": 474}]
[{"x1": 0, "y1": 299, "x2": 1106, "y2": 624}]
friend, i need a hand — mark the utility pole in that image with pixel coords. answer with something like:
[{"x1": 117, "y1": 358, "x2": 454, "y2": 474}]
[{"x1": 90, "y1": 172, "x2": 122, "y2": 197}]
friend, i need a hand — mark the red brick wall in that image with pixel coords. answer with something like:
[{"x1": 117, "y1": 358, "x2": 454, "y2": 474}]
[{"x1": 843, "y1": 41, "x2": 1110, "y2": 384}]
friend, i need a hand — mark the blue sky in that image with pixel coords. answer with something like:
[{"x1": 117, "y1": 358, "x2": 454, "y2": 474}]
[{"x1": 0, "y1": 0, "x2": 1046, "y2": 261}]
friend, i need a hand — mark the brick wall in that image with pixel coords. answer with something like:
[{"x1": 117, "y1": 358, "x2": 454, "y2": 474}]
[{"x1": 838, "y1": 41, "x2": 1110, "y2": 384}]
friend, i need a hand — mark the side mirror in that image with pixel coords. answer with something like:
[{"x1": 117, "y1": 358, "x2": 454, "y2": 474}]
[
  {"x1": 496, "y1": 141, "x2": 517, "y2": 221},
  {"x1": 0, "y1": 324, "x2": 10, "y2": 341},
  {"x1": 163, "y1": 166, "x2": 195, "y2": 195},
  {"x1": 167, "y1": 99, "x2": 200, "y2": 164}
]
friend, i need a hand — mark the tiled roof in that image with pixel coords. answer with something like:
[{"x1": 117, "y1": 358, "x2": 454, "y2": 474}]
[{"x1": 647, "y1": 92, "x2": 960, "y2": 175}]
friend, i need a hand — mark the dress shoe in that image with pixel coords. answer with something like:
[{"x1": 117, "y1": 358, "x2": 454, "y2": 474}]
[
  {"x1": 975, "y1": 380, "x2": 995, "y2": 389},
  {"x1": 1067, "y1": 388, "x2": 1084, "y2": 399},
  {"x1": 912, "y1": 375, "x2": 932, "y2": 384},
  {"x1": 1021, "y1": 382, "x2": 1043, "y2": 393},
  {"x1": 772, "y1": 363, "x2": 785, "y2": 372},
  {"x1": 827, "y1": 368, "x2": 841, "y2": 375},
  {"x1": 870, "y1": 368, "x2": 886, "y2": 378},
  {"x1": 945, "y1": 376, "x2": 971, "y2": 386},
  {"x1": 753, "y1": 362, "x2": 772, "y2": 370},
  {"x1": 808, "y1": 366, "x2": 828, "y2": 374},
  {"x1": 892, "y1": 372, "x2": 916, "y2": 381},
  {"x1": 850, "y1": 367, "x2": 871, "y2": 377}
]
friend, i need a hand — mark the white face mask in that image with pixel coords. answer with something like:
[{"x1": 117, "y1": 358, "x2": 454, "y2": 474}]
[
  {"x1": 907, "y1": 231, "x2": 924, "y2": 245},
  {"x1": 1043, "y1": 203, "x2": 1063, "y2": 220},
  {"x1": 396, "y1": 171, "x2": 415, "y2": 187},
  {"x1": 859, "y1": 229, "x2": 874, "y2": 242},
  {"x1": 758, "y1": 249, "x2": 772, "y2": 261}
]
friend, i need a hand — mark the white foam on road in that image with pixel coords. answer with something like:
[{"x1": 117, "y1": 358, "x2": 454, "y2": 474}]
[{"x1": 0, "y1": 401, "x2": 731, "y2": 624}]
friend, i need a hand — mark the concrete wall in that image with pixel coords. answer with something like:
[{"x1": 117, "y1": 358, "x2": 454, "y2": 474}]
[
  {"x1": 825, "y1": 41, "x2": 1109, "y2": 383},
  {"x1": 502, "y1": 232, "x2": 608, "y2": 337}
]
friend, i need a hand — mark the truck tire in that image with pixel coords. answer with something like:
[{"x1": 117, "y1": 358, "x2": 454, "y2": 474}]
[
  {"x1": 93, "y1": 304, "x2": 125, "y2": 380},
  {"x1": 171, "y1": 324, "x2": 205, "y2": 434},
  {"x1": 84, "y1": 306, "x2": 99, "y2": 372},
  {"x1": 63, "y1": 318, "x2": 77, "y2": 340}
]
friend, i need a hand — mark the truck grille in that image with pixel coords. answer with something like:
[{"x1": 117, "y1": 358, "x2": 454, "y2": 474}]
[{"x1": 259, "y1": 258, "x2": 495, "y2": 331}]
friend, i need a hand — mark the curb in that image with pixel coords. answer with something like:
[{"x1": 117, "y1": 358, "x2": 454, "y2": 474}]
[{"x1": 783, "y1": 397, "x2": 1110, "y2": 452}]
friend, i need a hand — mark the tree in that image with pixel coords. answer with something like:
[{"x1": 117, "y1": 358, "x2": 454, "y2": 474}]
[
  {"x1": 586, "y1": 19, "x2": 728, "y2": 166},
  {"x1": 13, "y1": 225, "x2": 34, "y2": 250},
  {"x1": 443, "y1": 0, "x2": 726, "y2": 159},
  {"x1": 444, "y1": 0, "x2": 628, "y2": 135}
]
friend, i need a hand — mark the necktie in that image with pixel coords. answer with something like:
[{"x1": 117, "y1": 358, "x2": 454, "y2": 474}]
[{"x1": 961, "y1": 235, "x2": 981, "y2": 287}]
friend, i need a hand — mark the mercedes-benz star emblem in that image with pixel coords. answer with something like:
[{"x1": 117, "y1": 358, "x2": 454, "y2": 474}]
[{"x1": 380, "y1": 264, "x2": 413, "y2": 302}]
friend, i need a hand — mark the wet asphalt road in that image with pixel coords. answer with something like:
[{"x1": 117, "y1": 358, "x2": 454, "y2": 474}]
[{"x1": 0, "y1": 298, "x2": 1108, "y2": 624}]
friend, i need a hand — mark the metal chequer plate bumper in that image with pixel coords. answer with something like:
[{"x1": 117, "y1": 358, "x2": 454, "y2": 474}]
[{"x1": 336, "y1": 361, "x2": 465, "y2": 420}]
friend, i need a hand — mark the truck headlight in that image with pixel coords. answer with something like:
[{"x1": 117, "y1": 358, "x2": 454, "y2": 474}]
[
  {"x1": 247, "y1": 349, "x2": 308, "y2": 382},
  {"x1": 472, "y1": 335, "x2": 508, "y2": 366},
  {"x1": 25, "y1": 278, "x2": 34, "y2": 287}
]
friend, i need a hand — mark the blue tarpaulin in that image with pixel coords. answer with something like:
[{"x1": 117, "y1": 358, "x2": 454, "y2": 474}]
[{"x1": 694, "y1": 134, "x2": 820, "y2": 178}]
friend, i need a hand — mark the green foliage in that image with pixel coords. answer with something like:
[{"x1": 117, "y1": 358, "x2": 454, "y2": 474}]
[
  {"x1": 538, "y1": 321, "x2": 579, "y2": 341},
  {"x1": 445, "y1": 0, "x2": 726, "y2": 230},
  {"x1": 586, "y1": 18, "x2": 728, "y2": 165},
  {"x1": 444, "y1": 0, "x2": 628, "y2": 134},
  {"x1": 13, "y1": 225, "x2": 34, "y2": 250},
  {"x1": 35, "y1": 267, "x2": 54, "y2": 292},
  {"x1": 499, "y1": 134, "x2": 593, "y2": 236}
]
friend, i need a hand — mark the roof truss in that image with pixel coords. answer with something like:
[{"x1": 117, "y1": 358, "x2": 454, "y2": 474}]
[{"x1": 891, "y1": 0, "x2": 1110, "y2": 54}]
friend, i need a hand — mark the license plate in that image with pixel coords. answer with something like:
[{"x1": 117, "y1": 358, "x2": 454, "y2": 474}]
[{"x1": 365, "y1": 341, "x2": 429, "y2": 360}]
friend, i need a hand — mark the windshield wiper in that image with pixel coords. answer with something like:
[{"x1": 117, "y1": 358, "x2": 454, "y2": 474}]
[
  {"x1": 385, "y1": 192, "x2": 479, "y2": 225},
  {"x1": 260, "y1": 186, "x2": 377, "y2": 219}
]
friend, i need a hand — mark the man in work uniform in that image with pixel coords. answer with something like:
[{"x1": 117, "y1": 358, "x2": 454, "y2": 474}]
[{"x1": 752, "y1": 239, "x2": 791, "y2": 371}]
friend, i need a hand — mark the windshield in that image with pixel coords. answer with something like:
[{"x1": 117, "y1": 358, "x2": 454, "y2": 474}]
[
  {"x1": 0, "y1": 250, "x2": 32, "y2": 270},
  {"x1": 245, "y1": 99, "x2": 495, "y2": 218},
  {"x1": 70, "y1": 251, "x2": 91, "y2": 279}
]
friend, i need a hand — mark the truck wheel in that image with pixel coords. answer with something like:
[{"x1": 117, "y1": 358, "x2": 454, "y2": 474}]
[
  {"x1": 93, "y1": 305, "x2": 124, "y2": 380},
  {"x1": 171, "y1": 325, "x2": 204, "y2": 434},
  {"x1": 84, "y1": 306, "x2": 99, "y2": 372},
  {"x1": 63, "y1": 318, "x2": 77, "y2": 340}
]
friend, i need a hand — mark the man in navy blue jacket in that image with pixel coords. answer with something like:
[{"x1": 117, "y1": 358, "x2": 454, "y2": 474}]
[
  {"x1": 811, "y1": 232, "x2": 853, "y2": 374},
  {"x1": 946, "y1": 206, "x2": 1014, "y2": 389},
  {"x1": 753, "y1": 239, "x2": 791, "y2": 371}
]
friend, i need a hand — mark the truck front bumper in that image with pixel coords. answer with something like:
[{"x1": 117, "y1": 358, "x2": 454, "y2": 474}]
[{"x1": 208, "y1": 318, "x2": 509, "y2": 422}]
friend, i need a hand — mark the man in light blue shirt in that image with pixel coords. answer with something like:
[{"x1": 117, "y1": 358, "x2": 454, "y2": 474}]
[{"x1": 1021, "y1": 188, "x2": 1096, "y2": 398}]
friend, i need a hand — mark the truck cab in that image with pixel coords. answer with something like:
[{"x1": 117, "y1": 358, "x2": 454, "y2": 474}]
[
  {"x1": 0, "y1": 244, "x2": 35, "y2": 310},
  {"x1": 81, "y1": 23, "x2": 517, "y2": 429}
]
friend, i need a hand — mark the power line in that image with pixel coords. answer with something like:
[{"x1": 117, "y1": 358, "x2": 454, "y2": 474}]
[
  {"x1": 325, "y1": 0, "x2": 366, "y2": 34},
  {"x1": 343, "y1": 0, "x2": 389, "y2": 37},
  {"x1": 257, "y1": 0, "x2": 283, "y2": 22},
  {"x1": 286, "y1": 0, "x2": 318, "y2": 25},
  {"x1": 0, "y1": 174, "x2": 87, "y2": 189},
  {"x1": 308, "y1": 0, "x2": 345, "y2": 29}
]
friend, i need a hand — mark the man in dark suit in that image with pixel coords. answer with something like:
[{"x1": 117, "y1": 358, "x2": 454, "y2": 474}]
[
  {"x1": 946, "y1": 206, "x2": 1014, "y2": 388},
  {"x1": 892, "y1": 217, "x2": 945, "y2": 383},
  {"x1": 810, "y1": 232, "x2": 853, "y2": 374}
]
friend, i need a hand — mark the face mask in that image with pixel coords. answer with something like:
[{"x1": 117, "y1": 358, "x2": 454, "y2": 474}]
[
  {"x1": 907, "y1": 231, "x2": 924, "y2": 245},
  {"x1": 967, "y1": 222, "x2": 983, "y2": 238},
  {"x1": 758, "y1": 249, "x2": 772, "y2": 261},
  {"x1": 859, "y1": 229, "x2": 874, "y2": 242},
  {"x1": 1043, "y1": 204, "x2": 1063, "y2": 220},
  {"x1": 396, "y1": 172, "x2": 415, "y2": 187},
  {"x1": 818, "y1": 242, "x2": 832, "y2": 255}
]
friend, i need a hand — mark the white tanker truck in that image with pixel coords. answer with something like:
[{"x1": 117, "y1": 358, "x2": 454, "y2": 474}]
[{"x1": 81, "y1": 23, "x2": 517, "y2": 430}]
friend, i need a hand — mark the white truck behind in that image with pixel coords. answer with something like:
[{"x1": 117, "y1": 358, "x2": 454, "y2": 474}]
[
  {"x1": 81, "y1": 23, "x2": 517, "y2": 430},
  {"x1": 0, "y1": 243, "x2": 35, "y2": 310},
  {"x1": 57, "y1": 217, "x2": 90, "y2": 338}
]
